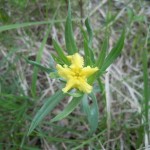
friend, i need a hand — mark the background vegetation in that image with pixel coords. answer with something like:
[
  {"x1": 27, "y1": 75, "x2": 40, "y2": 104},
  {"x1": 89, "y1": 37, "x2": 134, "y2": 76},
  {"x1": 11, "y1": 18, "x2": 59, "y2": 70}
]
[{"x1": 0, "y1": 0, "x2": 150, "y2": 149}]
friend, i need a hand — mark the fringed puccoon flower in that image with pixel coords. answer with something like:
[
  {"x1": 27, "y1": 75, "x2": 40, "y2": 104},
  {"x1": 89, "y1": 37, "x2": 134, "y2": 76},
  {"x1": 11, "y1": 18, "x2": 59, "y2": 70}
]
[{"x1": 56, "y1": 53, "x2": 98, "y2": 93}]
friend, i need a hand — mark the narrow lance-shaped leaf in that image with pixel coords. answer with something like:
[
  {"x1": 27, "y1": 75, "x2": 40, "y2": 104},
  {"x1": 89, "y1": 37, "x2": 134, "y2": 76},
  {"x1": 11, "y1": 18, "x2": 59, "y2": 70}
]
[
  {"x1": 84, "y1": 18, "x2": 95, "y2": 63},
  {"x1": 96, "y1": 36, "x2": 109, "y2": 69},
  {"x1": 82, "y1": 94, "x2": 90, "y2": 118},
  {"x1": 53, "y1": 39, "x2": 70, "y2": 65},
  {"x1": 24, "y1": 58, "x2": 55, "y2": 73},
  {"x1": 65, "y1": 0, "x2": 78, "y2": 54},
  {"x1": 80, "y1": 27, "x2": 90, "y2": 65},
  {"x1": 82, "y1": 93, "x2": 99, "y2": 134},
  {"x1": 83, "y1": 39, "x2": 92, "y2": 65},
  {"x1": 51, "y1": 95, "x2": 83, "y2": 122},
  {"x1": 80, "y1": 26, "x2": 88, "y2": 41},
  {"x1": 28, "y1": 90, "x2": 65, "y2": 135},
  {"x1": 100, "y1": 29, "x2": 125, "y2": 74},
  {"x1": 89, "y1": 92, "x2": 99, "y2": 134},
  {"x1": 85, "y1": 18, "x2": 93, "y2": 47},
  {"x1": 88, "y1": 36, "x2": 109, "y2": 84},
  {"x1": 51, "y1": 53, "x2": 64, "y2": 65}
]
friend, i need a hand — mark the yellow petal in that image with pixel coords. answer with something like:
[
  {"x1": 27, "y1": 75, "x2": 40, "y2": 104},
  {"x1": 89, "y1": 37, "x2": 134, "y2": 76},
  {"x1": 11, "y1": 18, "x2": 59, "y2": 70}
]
[
  {"x1": 56, "y1": 64, "x2": 72, "y2": 80},
  {"x1": 70, "y1": 53, "x2": 84, "y2": 68},
  {"x1": 81, "y1": 66, "x2": 98, "y2": 78},
  {"x1": 66, "y1": 55, "x2": 72, "y2": 61},
  {"x1": 56, "y1": 53, "x2": 99, "y2": 93},
  {"x1": 62, "y1": 79, "x2": 76, "y2": 93},
  {"x1": 77, "y1": 79, "x2": 92, "y2": 93}
]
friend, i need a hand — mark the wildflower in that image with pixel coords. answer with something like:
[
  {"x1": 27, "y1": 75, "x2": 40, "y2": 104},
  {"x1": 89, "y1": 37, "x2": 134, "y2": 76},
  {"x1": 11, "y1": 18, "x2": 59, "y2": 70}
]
[{"x1": 56, "y1": 53, "x2": 98, "y2": 93}]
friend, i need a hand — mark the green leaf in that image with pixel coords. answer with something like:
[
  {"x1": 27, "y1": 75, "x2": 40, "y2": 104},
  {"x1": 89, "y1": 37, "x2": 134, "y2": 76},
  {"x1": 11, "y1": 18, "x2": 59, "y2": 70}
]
[
  {"x1": 80, "y1": 26, "x2": 88, "y2": 42},
  {"x1": 82, "y1": 94, "x2": 90, "y2": 116},
  {"x1": 89, "y1": 92, "x2": 99, "y2": 133},
  {"x1": 79, "y1": 19, "x2": 95, "y2": 65},
  {"x1": 81, "y1": 30, "x2": 94, "y2": 65},
  {"x1": 49, "y1": 72, "x2": 60, "y2": 79},
  {"x1": 24, "y1": 58, "x2": 55, "y2": 73},
  {"x1": 83, "y1": 39, "x2": 91, "y2": 65},
  {"x1": 65, "y1": 0, "x2": 78, "y2": 54},
  {"x1": 51, "y1": 53, "x2": 64, "y2": 65},
  {"x1": 28, "y1": 90, "x2": 65, "y2": 135},
  {"x1": 96, "y1": 36, "x2": 108, "y2": 69},
  {"x1": 88, "y1": 36, "x2": 109, "y2": 83},
  {"x1": 51, "y1": 95, "x2": 83, "y2": 122},
  {"x1": 89, "y1": 36, "x2": 109, "y2": 84},
  {"x1": 66, "y1": 91, "x2": 83, "y2": 97},
  {"x1": 100, "y1": 29, "x2": 125, "y2": 73},
  {"x1": 85, "y1": 18, "x2": 93, "y2": 47},
  {"x1": 82, "y1": 93, "x2": 99, "y2": 134},
  {"x1": 83, "y1": 18, "x2": 95, "y2": 65},
  {"x1": 53, "y1": 39, "x2": 70, "y2": 65}
]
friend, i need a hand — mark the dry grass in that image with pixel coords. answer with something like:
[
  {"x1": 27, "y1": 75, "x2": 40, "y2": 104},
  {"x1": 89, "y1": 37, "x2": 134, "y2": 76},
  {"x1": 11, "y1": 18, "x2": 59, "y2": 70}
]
[{"x1": 0, "y1": 0, "x2": 150, "y2": 149}]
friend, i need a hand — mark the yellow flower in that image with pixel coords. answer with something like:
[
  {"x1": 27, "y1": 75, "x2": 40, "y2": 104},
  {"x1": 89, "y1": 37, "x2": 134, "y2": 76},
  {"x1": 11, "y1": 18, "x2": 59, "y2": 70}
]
[{"x1": 56, "y1": 53, "x2": 98, "y2": 93}]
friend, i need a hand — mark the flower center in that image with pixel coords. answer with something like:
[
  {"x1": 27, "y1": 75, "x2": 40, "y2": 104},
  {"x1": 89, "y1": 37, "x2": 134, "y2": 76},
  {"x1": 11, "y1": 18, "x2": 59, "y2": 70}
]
[
  {"x1": 72, "y1": 70, "x2": 82, "y2": 79},
  {"x1": 75, "y1": 72, "x2": 80, "y2": 77}
]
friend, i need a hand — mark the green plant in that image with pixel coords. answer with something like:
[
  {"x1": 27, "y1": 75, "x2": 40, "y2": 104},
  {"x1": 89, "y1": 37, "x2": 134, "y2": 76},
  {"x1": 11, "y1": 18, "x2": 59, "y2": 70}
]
[{"x1": 28, "y1": 0, "x2": 125, "y2": 136}]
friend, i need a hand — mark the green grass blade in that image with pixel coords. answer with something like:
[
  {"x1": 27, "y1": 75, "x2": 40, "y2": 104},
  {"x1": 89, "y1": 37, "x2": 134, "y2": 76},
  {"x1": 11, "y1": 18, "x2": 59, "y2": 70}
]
[
  {"x1": 65, "y1": 0, "x2": 78, "y2": 55},
  {"x1": 142, "y1": 47, "x2": 150, "y2": 142},
  {"x1": 31, "y1": 26, "x2": 51, "y2": 97},
  {"x1": 53, "y1": 39, "x2": 70, "y2": 65},
  {"x1": 51, "y1": 95, "x2": 83, "y2": 122},
  {"x1": 0, "y1": 18, "x2": 82, "y2": 33},
  {"x1": 31, "y1": 5, "x2": 59, "y2": 98},
  {"x1": 143, "y1": 48, "x2": 149, "y2": 119},
  {"x1": 0, "y1": 21, "x2": 49, "y2": 32},
  {"x1": 28, "y1": 90, "x2": 65, "y2": 135},
  {"x1": 100, "y1": 30, "x2": 125, "y2": 73}
]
